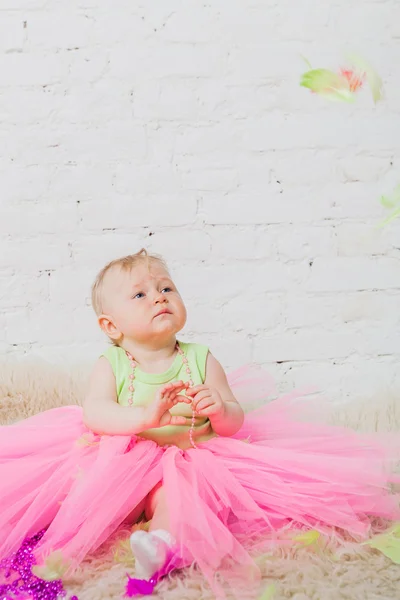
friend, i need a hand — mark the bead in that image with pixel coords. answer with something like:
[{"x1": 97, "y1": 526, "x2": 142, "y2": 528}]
[
  {"x1": 124, "y1": 343, "x2": 198, "y2": 452},
  {"x1": 0, "y1": 529, "x2": 67, "y2": 600}
]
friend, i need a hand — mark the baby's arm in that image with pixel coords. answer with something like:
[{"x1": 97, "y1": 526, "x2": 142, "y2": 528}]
[
  {"x1": 83, "y1": 357, "x2": 191, "y2": 436},
  {"x1": 186, "y1": 353, "x2": 244, "y2": 437},
  {"x1": 83, "y1": 357, "x2": 149, "y2": 435}
]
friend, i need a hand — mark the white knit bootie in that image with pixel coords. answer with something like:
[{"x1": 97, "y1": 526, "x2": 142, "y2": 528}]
[{"x1": 130, "y1": 529, "x2": 175, "y2": 579}]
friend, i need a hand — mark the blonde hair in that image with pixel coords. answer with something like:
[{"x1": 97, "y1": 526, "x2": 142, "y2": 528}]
[{"x1": 91, "y1": 248, "x2": 169, "y2": 316}]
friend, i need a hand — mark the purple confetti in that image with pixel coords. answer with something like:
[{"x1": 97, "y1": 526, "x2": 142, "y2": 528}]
[
  {"x1": 0, "y1": 530, "x2": 77, "y2": 600},
  {"x1": 125, "y1": 576, "x2": 157, "y2": 597}
]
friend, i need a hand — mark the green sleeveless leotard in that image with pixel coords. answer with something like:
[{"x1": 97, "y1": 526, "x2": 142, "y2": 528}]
[{"x1": 101, "y1": 341, "x2": 216, "y2": 449}]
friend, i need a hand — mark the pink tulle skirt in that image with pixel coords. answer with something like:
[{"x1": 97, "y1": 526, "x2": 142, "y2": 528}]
[{"x1": 0, "y1": 367, "x2": 399, "y2": 597}]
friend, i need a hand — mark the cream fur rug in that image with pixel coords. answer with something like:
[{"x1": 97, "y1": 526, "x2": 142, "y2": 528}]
[{"x1": 1, "y1": 361, "x2": 399, "y2": 600}]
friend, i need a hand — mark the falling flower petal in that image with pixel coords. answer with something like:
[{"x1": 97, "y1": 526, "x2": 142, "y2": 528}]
[
  {"x1": 347, "y1": 54, "x2": 383, "y2": 104},
  {"x1": 300, "y1": 68, "x2": 354, "y2": 102},
  {"x1": 258, "y1": 583, "x2": 277, "y2": 600},
  {"x1": 361, "y1": 523, "x2": 400, "y2": 564},
  {"x1": 293, "y1": 530, "x2": 321, "y2": 546},
  {"x1": 379, "y1": 184, "x2": 400, "y2": 226},
  {"x1": 301, "y1": 55, "x2": 383, "y2": 104},
  {"x1": 31, "y1": 550, "x2": 70, "y2": 581}
]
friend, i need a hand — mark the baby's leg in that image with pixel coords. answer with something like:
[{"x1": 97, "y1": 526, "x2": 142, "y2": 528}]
[
  {"x1": 145, "y1": 482, "x2": 170, "y2": 532},
  {"x1": 124, "y1": 498, "x2": 146, "y2": 525},
  {"x1": 130, "y1": 483, "x2": 174, "y2": 579}
]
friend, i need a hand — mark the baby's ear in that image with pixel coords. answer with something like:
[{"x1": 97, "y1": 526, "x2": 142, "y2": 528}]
[{"x1": 98, "y1": 314, "x2": 122, "y2": 341}]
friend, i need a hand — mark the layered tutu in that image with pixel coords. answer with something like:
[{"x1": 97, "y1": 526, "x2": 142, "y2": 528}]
[{"x1": 1, "y1": 367, "x2": 399, "y2": 598}]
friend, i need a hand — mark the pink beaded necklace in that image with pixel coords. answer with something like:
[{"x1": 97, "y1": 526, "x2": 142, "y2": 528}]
[{"x1": 125, "y1": 342, "x2": 197, "y2": 449}]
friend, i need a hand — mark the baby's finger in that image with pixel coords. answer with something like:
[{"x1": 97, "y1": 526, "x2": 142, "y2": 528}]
[
  {"x1": 159, "y1": 382, "x2": 175, "y2": 396},
  {"x1": 175, "y1": 393, "x2": 192, "y2": 404},
  {"x1": 192, "y1": 390, "x2": 212, "y2": 410},
  {"x1": 194, "y1": 398, "x2": 214, "y2": 413},
  {"x1": 196, "y1": 405, "x2": 221, "y2": 416},
  {"x1": 185, "y1": 384, "x2": 208, "y2": 397},
  {"x1": 171, "y1": 380, "x2": 187, "y2": 388},
  {"x1": 168, "y1": 382, "x2": 190, "y2": 397},
  {"x1": 167, "y1": 388, "x2": 191, "y2": 404}
]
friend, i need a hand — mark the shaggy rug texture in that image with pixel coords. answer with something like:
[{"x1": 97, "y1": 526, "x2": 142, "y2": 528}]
[{"x1": 1, "y1": 361, "x2": 399, "y2": 600}]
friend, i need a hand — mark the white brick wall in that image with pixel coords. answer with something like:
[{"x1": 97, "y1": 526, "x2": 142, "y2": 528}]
[{"x1": 1, "y1": 0, "x2": 400, "y2": 404}]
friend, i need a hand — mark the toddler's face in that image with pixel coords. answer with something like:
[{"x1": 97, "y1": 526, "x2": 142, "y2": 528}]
[{"x1": 100, "y1": 262, "x2": 187, "y2": 345}]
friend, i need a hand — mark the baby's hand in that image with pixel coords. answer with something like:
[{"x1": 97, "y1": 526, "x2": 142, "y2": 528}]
[
  {"x1": 185, "y1": 385, "x2": 225, "y2": 419},
  {"x1": 145, "y1": 381, "x2": 192, "y2": 428}
]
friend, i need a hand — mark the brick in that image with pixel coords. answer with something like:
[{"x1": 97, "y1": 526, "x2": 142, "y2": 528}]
[
  {"x1": 71, "y1": 232, "x2": 147, "y2": 268},
  {"x1": 159, "y1": 7, "x2": 218, "y2": 43},
  {"x1": 221, "y1": 293, "x2": 283, "y2": 334},
  {"x1": 283, "y1": 358, "x2": 400, "y2": 402},
  {"x1": 55, "y1": 83, "x2": 134, "y2": 124},
  {"x1": 0, "y1": 0, "x2": 46, "y2": 8},
  {"x1": 67, "y1": 50, "x2": 111, "y2": 85},
  {"x1": 0, "y1": 53, "x2": 68, "y2": 86},
  {"x1": 241, "y1": 114, "x2": 400, "y2": 151},
  {"x1": 308, "y1": 258, "x2": 400, "y2": 292},
  {"x1": 0, "y1": 237, "x2": 72, "y2": 270},
  {"x1": 226, "y1": 42, "x2": 306, "y2": 84},
  {"x1": 174, "y1": 262, "x2": 294, "y2": 304},
  {"x1": 284, "y1": 295, "x2": 340, "y2": 329},
  {"x1": 339, "y1": 292, "x2": 400, "y2": 326},
  {"x1": 0, "y1": 165, "x2": 53, "y2": 202},
  {"x1": 4, "y1": 308, "x2": 32, "y2": 344},
  {"x1": 50, "y1": 124, "x2": 147, "y2": 163},
  {"x1": 0, "y1": 272, "x2": 49, "y2": 308},
  {"x1": 183, "y1": 293, "x2": 282, "y2": 337},
  {"x1": 180, "y1": 167, "x2": 239, "y2": 192},
  {"x1": 26, "y1": 13, "x2": 95, "y2": 49},
  {"x1": 336, "y1": 223, "x2": 391, "y2": 256},
  {"x1": 146, "y1": 229, "x2": 211, "y2": 260},
  {"x1": 78, "y1": 194, "x2": 198, "y2": 230},
  {"x1": 174, "y1": 124, "x2": 247, "y2": 157},
  {"x1": 323, "y1": 182, "x2": 391, "y2": 220},
  {"x1": 201, "y1": 191, "x2": 332, "y2": 225},
  {"x1": 223, "y1": 85, "x2": 280, "y2": 118},
  {"x1": 49, "y1": 165, "x2": 114, "y2": 201},
  {"x1": 205, "y1": 226, "x2": 277, "y2": 260},
  {"x1": 276, "y1": 225, "x2": 336, "y2": 260},
  {"x1": 284, "y1": 292, "x2": 400, "y2": 330},
  {"x1": 182, "y1": 330, "x2": 253, "y2": 371},
  {"x1": 108, "y1": 43, "x2": 225, "y2": 80},
  {"x1": 6, "y1": 124, "x2": 146, "y2": 165},
  {"x1": 0, "y1": 15, "x2": 25, "y2": 52},
  {"x1": 337, "y1": 155, "x2": 393, "y2": 183},
  {"x1": 0, "y1": 88, "x2": 63, "y2": 125},
  {"x1": 92, "y1": 12, "x2": 147, "y2": 44},
  {"x1": 49, "y1": 268, "x2": 94, "y2": 306},
  {"x1": 0, "y1": 202, "x2": 78, "y2": 235},
  {"x1": 254, "y1": 331, "x2": 361, "y2": 362},
  {"x1": 114, "y1": 164, "x2": 183, "y2": 195}
]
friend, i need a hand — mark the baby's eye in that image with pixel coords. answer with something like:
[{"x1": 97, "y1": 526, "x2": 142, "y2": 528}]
[
  {"x1": 133, "y1": 292, "x2": 145, "y2": 299},
  {"x1": 161, "y1": 287, "x2": 173, "y2": 293}
]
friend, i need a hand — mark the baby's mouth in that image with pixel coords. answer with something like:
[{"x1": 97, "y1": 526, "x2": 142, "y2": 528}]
[{"x1": 154, "y1": 309, "x2": 172, "y2": 318}]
